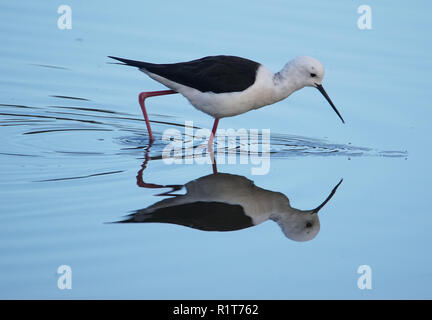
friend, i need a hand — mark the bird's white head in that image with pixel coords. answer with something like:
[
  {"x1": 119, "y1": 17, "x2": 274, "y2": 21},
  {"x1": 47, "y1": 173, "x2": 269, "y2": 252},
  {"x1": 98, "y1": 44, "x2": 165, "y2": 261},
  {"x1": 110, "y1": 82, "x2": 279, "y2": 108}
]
[
  {"x1": 277, "y1": 56, "x2": 345, "y2": 123},
  {"x1": 269, "y1": 179, "x2": 343, "y2": 242},
  {"x1": 289, "y1": 56, "x2": 326, "y2": 87},
  {"x1": 271, "y1": 209, "x2": 321, "y2": 242}
]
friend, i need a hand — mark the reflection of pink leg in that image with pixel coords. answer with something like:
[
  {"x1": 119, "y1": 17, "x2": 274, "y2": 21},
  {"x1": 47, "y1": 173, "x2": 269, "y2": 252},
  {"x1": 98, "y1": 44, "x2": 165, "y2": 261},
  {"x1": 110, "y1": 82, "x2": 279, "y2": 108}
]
[
  {"x1": 136, "y1": 140, "x2": 182, "y2": 195},
  {"x1": 138, "y1": 90, "x2": 177, "y2": 141},
  {"x1": 210, "y1": 148, "x2": 218, "y2": 174}
]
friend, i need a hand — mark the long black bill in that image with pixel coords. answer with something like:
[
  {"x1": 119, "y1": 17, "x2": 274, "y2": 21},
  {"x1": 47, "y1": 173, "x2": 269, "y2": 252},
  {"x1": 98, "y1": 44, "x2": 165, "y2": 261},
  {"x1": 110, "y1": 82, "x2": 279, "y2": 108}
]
[
  {"x1": 311, "y1": 179, "x2": 343, "y2": 214},
  {"x1": 315, "y1": 84, "x2": 345, "y2": 124}
]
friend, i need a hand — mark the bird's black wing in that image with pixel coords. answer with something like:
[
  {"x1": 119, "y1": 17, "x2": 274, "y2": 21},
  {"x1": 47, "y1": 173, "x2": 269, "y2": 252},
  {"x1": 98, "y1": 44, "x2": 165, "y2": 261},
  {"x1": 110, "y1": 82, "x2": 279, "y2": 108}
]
[
  {"x1": 109, "y1": 55, "x2": 260, "y2": 93},
  {"x1": 121, "y1": 201, "x2": 254, "y2": 231}
]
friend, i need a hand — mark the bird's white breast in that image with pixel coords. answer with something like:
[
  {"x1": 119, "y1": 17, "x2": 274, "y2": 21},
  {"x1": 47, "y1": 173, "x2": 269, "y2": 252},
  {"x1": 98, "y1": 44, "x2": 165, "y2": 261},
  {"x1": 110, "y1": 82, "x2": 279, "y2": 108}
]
[{"x1": 143, "y1": 66, "x2": 281, "y2": 118}]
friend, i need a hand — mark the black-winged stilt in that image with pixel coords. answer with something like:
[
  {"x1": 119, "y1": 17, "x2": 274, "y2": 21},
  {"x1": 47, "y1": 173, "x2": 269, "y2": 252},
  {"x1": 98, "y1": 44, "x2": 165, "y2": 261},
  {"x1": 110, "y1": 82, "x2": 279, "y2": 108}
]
[{"x1": 109, "y1": 55, "x2": 344, "y2": 142}]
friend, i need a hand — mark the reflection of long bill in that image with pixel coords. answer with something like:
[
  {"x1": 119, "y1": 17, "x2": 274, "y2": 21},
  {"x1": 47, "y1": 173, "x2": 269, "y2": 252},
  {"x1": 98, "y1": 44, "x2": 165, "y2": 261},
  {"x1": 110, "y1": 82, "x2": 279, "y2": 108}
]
[
  {"x1": 315, "y1": 84, "x2": 345, "y2": 124},
  {"x1": 312, "y1": 179, "x2": 343, "y2": 214}
]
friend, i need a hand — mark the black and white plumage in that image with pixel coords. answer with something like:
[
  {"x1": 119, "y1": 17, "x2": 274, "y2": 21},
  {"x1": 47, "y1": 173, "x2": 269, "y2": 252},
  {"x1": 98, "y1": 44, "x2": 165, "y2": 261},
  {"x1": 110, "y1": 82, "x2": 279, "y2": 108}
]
[
  {"x1": 109, "y1": 55, "x2": 344, "y2": 122},
  {"x1": 120, "y1": 173, "x2": 343, "y2": 242},
  {"x1": 110, "y1": 55, "x2": 259, "y2": 94}
]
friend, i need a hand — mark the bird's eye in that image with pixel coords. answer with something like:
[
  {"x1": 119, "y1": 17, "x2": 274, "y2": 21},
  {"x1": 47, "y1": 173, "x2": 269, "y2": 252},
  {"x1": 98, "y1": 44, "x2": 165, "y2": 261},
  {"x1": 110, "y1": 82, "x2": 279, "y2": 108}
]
[
  {"x1": 306, "y1": 222, "x2": 312, "y2": 228},
  {"x1": 310, "y1": 73, "x2": 317, "y2": 78}
]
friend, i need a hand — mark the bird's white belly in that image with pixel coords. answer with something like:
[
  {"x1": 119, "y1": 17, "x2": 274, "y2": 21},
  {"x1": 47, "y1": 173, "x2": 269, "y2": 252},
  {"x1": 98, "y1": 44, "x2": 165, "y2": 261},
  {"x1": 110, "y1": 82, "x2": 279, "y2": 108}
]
[
  {"x1": 143, "y1": 66, "x2": 281, "y2": 119},
  {"x1": 186, "y1": 86, "x2": 274, "y2": 118}
]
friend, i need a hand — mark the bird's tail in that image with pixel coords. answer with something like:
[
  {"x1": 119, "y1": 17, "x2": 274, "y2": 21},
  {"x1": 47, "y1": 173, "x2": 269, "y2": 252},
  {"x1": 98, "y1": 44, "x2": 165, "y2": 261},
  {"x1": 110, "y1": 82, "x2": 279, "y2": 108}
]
[
  {"x1": 108, "y1": 56, "x2": 151, "y2": 69},
  {"x1": 115, "y1": 211, "x2": 154, "y2": 223}
]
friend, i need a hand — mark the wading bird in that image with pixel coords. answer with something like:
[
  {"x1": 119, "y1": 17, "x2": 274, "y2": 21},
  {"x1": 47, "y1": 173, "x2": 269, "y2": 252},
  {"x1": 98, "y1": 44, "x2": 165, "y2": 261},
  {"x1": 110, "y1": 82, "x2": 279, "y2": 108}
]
[{"x1": 109, "y1": 55, "x2": 344, "y2": 143}]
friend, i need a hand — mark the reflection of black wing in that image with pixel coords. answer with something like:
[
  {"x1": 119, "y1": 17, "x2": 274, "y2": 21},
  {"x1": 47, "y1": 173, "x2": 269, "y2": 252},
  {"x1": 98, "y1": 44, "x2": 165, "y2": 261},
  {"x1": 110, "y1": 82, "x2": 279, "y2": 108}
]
[
  {"x1": 108, "y1": 55, "x2": 260, "y2": 93},
  {"x1": 122, "y1": 201, "x2": 254, "y2": 231}
]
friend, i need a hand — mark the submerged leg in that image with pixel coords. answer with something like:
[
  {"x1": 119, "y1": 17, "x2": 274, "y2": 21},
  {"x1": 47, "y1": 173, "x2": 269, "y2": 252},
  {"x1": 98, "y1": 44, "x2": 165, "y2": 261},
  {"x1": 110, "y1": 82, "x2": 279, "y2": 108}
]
[{"x1": 138, "y1": 90, "x2": 177, "y2": 141}]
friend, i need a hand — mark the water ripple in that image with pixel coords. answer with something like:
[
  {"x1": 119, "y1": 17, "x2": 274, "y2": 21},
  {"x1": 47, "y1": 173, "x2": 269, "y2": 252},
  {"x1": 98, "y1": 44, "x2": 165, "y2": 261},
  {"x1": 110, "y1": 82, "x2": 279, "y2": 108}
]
[
  {"x1": 0, "y1": 102, "x2": 408, "y2": 163},
  {"x1": 116, "y1": 132, "x2": 408, "y2": 159}
]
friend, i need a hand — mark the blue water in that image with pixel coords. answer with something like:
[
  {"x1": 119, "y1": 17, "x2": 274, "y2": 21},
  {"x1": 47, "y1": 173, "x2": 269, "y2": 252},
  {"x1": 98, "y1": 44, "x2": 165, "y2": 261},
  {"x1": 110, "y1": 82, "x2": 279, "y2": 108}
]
[{"x1": 0, "y1": 0, "x2": 431, "y2": 299}]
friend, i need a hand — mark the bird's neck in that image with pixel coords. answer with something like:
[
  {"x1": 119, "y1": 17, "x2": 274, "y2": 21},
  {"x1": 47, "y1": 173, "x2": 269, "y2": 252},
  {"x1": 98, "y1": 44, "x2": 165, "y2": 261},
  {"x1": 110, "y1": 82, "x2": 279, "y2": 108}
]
[{"x1": 272, "y1": 62, "x2": 304, "y2": 100}]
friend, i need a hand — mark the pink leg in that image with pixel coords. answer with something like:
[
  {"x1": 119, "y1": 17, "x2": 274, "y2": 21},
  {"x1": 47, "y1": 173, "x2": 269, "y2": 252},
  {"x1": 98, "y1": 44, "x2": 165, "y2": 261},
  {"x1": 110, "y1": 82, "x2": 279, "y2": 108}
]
[
  {"x1": 138, "y1": 90, "x2": 177, "y2": 141},
  {"x1": 208, "y1": 118, "x2": 219, "y2": 146},
  {"x1": 208, "y1": 118, "x2": 219, "y2": 174}
]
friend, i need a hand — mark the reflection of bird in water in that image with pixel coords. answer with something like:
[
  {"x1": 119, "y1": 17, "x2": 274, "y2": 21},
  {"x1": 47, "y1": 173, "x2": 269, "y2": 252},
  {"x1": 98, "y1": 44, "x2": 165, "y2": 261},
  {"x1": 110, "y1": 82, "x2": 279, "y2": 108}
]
[{"x1": 121, "y1": 173, "x2": 343, "y2": 242}]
